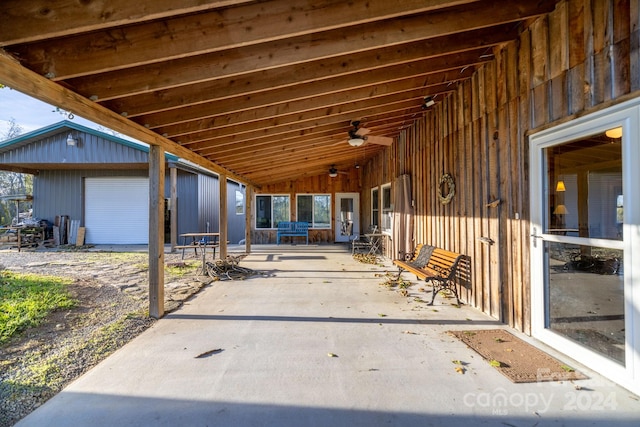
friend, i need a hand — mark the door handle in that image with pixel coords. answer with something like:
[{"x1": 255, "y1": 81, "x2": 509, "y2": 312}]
[{"x1": 530, "y1": 227, "x2": 542, "y2": 248}]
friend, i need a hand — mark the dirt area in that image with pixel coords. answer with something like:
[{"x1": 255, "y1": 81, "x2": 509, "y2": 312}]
[{"x1": 0, "y1": 248, "x2": 212, "y2": 427}]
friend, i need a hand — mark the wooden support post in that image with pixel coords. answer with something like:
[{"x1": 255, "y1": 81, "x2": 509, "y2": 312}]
[
  {"x1": 170, "y1": 165, "x2": 178, "y2": 252},
  {"x1": 245, "y1": 186, "x2": 253, "y2": 254},
  {"x1": 219, "y1": 173, "x2": 228, "y2": 259},
  {"x1": 149, "y1": 145, "x2": 165, "y2": 319}
]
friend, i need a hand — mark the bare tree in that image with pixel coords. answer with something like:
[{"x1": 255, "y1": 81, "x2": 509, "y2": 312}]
[
  {"x1": 0, "y1": 118, "x2": 33, "y2": 225},
  {"x1": 2, "y1": 116, "x2": 23, "y2": 140}
]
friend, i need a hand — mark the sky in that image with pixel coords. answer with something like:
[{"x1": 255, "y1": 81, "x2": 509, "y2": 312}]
[{"x1": 0, "y1": 86, "x2": 104, "y2": 138}]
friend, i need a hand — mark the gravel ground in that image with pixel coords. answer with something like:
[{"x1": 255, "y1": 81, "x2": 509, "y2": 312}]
[{"x1": 0, "y1": 248, "x2": 209, "y2": 427}]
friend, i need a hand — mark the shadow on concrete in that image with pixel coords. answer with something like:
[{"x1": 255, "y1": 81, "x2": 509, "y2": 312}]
[
  {"x1": 165, "y1": 313, "x2": 503, "y2": 326},
  {"x1": 23, "y1": 391, "x2": 640, "y2": 427}
]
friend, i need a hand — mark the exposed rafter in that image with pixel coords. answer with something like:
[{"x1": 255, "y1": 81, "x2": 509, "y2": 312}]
[{"x1": 0, "y1": 0, "x2": 560, "y2": 186}]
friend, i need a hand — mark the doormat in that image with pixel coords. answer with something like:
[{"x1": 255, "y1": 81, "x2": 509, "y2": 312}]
[{"x1": 449, "y1": 329, "x2": 588, "y2": 383}]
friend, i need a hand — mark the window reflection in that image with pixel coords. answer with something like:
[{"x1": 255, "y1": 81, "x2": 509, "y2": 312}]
[
  {"x1": 546, "y1": 242, "x2": 625, "y2": 364},
  {"x1": 545, "y1": 132, "x2": 622, "y2": 240}
]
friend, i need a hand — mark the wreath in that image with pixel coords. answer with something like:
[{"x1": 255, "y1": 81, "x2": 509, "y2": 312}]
[{"x1": 438, "y1": 173, "x2": 455, "y2": 205}]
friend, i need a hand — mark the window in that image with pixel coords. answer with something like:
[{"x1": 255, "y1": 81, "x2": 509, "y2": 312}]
[
  {"x1": 256, "y1": 195, "x2": 290, "y2": 228},
  {"x1": 297, "y1": 194, "x2": 331, "y2": 228},
  {"x1": 235, "y1": 190, "x2": 244, "y2": 215},
  {"x1": 381, "y1": 183, "x2": 392, "y2": 232},
  {"x1": 371, "y1": 187, "x2": 379, "y2": 228}
]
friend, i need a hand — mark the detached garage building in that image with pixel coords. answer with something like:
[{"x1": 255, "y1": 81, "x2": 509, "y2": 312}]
[{"x1": 0, "y1": 120, "x2": 245, "y2": 245}]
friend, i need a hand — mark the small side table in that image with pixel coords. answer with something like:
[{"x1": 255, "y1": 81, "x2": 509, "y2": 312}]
[{"x1": 364, "y1": 233, "x2": 384, "y2": 255}]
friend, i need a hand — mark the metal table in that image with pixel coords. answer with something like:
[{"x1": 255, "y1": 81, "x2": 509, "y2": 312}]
[{"x1": 364, "y1": 233, "x2": 384, "y2": 255}]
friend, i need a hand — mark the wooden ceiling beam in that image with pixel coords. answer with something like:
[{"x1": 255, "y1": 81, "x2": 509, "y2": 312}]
[
  {"x1": 198, "y1": 126, "x2": 346, "y2": 157},
  {"x1": 225, "y1": 146, "x2": 383, "y2": 173},
  {"x1": 202, "y1": 111, "x2": 421, "y2": 159},
  {"x1": 192, "y1": 107, "x2": 423, "y2": 155},
  {"x1": 218, "y1": 141, "x2": 349, "y2": 167},
  {"x1": 215, "y1": 136, "x2": 346, "y2": 161},
  {"x1": 239, "y1": 154, "x2": 361, "y2": 177},
  {"x1": 242, "y1": 158, "x2": 362, "y2": 183},
  {"x1": 196, "y1": 108, "x2": 422, "y2": 152},
  {"x1": 12, "y1": 0, "x2": 481, "y2": 79},
  {"x1": 169, "y1": 91, "x2": 437, "y2": 145},
  {"x1": 0, "y1": 0, "x2": 257, "y2": 46},
  {"x1": 136, "y1": 52, "x2": 485, "y2": 129},
  {"x1": 144, "y1": 69, "x2": 472, "y2": 135},
  {"x1": 0, "y1": 50, "x2": 254, "y2": 187},
  {"x1": 203, "y1": 119, "x2": 403, "y2": 159},
  {"x1": 94, "y1": 24, "x2": 517, "y2": 106},
  {"x1": 234, "y1": 161, "x2": 362, "y2": 180}
]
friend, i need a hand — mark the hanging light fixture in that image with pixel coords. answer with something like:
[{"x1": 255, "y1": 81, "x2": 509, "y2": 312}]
[
  {"x1": 348, "y1": 124, "x2": 365, "y2": 147},
  {"x1": 556, "y1": 180, "x2": 566, "y2": 192},
  {"x1": 605, "y1": 127, "x2": 623, "y2": 139},
  {"x1": 66, "y1": 133, "x2": 77, "y2": 146},
  {"x1": 348, "y1": 136, "x2": 365, "y2": 147},
  {"x1": 422, "y1": 96, "x2": 435, "y2": 109}
]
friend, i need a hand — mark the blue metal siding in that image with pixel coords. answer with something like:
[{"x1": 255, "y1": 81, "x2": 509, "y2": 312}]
[
  {"x1": 173, "y1": 170, "x2": 199, "y2": 236},
  {"x1": 198, "y1": 174, "x2": 219, "y2": 233},
  {"x1": 0, "y1": 130, "x2": 148, "y2": 164}
]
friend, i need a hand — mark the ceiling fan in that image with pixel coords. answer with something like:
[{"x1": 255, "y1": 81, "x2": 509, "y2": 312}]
[
  {"x1": 347, "y1": 120, "x2": 394, "y2": 147},
  {"x1": 328, "y1": 164, "x2": 348, "y2": 178}
]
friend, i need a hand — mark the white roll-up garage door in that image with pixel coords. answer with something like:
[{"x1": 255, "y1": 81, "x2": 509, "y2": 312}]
[{"x1": 85, "y1": 177, "x2": 149, "y2": 244}]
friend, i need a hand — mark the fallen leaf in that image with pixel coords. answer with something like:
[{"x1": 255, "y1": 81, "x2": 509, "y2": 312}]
[
  {"x1": 403, "y1": 330, "x2": 418, "y2": 335},
  {"x1": 327, "y1": 352, "x2": 338, "y2": 358},
  {"x1": 455, "y1": 366, "x2": 466, "y2": 374},
  {"x1": 489, "y1": 359, "x2": 502, "y2": 367},
  {"x1": 195, "y1": 348, "x2": 224, "y2": 358}
]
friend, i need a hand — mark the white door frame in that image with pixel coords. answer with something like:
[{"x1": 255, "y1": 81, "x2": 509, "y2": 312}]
[
  {"x1": 335, "y1": 192, "x2": 359, "y2": 243},
  {"x1": 529, "y1": 97, "x2": 640, "y2": 395}
]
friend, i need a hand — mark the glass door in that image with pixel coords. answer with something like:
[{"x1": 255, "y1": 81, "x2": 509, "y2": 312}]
[
  {"x1": 335, "y1": 193, "x2": 359, "y2": 243},
  {"x1": 530, "y1": 98, "x2": 640, "y2": 395}
]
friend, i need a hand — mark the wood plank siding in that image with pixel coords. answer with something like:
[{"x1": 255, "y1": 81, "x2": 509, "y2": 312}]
[{"x1": 360, "y1": 0, "x2": 639, "y2": 332}]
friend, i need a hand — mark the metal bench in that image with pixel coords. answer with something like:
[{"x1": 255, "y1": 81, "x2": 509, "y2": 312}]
[
  {"x1": 393, "y1": 244, "x2": 464, "y2": 305},
  {"x1": 276, "y1": 221, "x2": 309, "y2": 244}
]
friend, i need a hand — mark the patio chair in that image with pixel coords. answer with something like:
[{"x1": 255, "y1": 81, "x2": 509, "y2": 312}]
[{"x1": 351, "y1": 225, "x2": 378, "y2": 254}]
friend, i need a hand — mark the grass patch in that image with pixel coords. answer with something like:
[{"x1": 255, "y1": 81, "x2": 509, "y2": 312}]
[
  {"x1": 86, "y1": 252, "x2": 147, "y2": 263},
  {"x1": 165, "y1": 262, "x2": 199, "y2": 276},
  {"x1": 0, "y1": 272, "x2": 76, "y2": 345}
]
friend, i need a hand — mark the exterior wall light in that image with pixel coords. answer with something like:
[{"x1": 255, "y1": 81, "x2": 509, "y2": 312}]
[{"x1": 66, "y1": 133, "x2": 77, "y2": 146}]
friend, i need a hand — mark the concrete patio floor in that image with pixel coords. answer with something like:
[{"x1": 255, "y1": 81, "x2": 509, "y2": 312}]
[{"x1": 17, "y1": 244, "x2": 640, "y2": 426}]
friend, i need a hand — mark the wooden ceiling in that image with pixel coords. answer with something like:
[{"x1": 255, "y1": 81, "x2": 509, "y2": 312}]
[{"x1": 0, "y1": 0, "x2": 560, "y2": 187}]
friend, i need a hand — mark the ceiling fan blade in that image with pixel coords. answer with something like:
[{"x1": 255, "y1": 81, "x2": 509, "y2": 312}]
[
  {"x1": 366, "y1": 135, "x2": 394, "y2": 146},
  {"x1": 355, "y1": 127, "x2": 371, "y2": 136}
]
